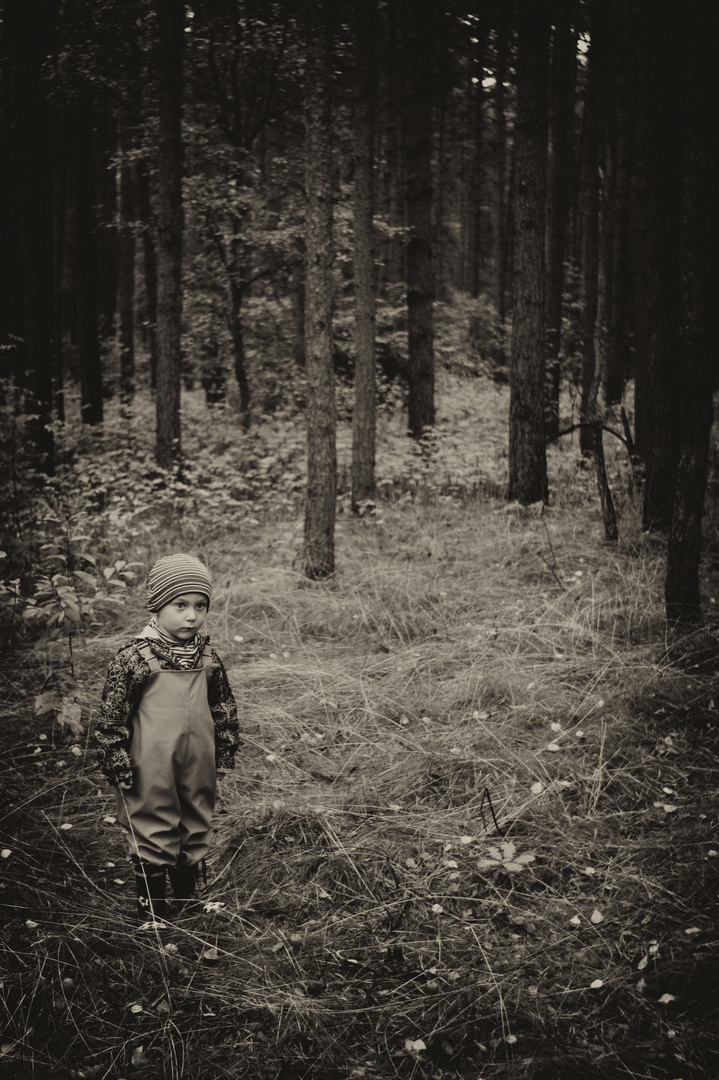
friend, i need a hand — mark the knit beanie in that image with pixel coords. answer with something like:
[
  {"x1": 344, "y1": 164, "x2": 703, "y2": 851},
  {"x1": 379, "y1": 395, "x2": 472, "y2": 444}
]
[{"x1": 146, "y1": 554, "x2": 212, "y2": 612}]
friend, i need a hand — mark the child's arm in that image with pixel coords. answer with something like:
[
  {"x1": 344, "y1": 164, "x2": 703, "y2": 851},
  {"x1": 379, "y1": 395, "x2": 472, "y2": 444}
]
[
  {"x1": 95, "y1": 645, "x2": 147, "y2": 788},
  {"x1": 208, "y1": 652, "x2": 240, "y2": 771}
]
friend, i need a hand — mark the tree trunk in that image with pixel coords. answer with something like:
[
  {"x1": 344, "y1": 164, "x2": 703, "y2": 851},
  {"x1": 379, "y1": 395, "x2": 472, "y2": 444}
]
[
  {"x1": 351, "y1": 0, "x2": 377, "y2": 508},
  {"x1": 468, "y1": 20, "x2": 489, "y2": 299},
  {"x1": 137, "y1": 160, "x2": 158, "y2": 390},
  {"x1": 94, "y1": 105, "x2": 118, "y2": 345},
  {"x1": 302, "y1": 0, "x2": 336, "y2": 580},
  {"x1": 4, "y1": 0, "x2": 58, "y2": 474},
  {"x1": 117, "y1": 122, "x2": 135, "y2": 407},
  {"x1": 401, "y1": 0, "x2": 435, "y2": 439},
  {"x1": 665, "y1": 1, "x2": 716, "y2": 624},
  {"x1": 73, "y1": 97, "x2": 103, "y2": 425},
  {"x1": 155, "y1": 0, "x2": 184, "y2": 469},
  {"x1": 508, "y1": 0, "x2": 550, "y2": 505},
  {"x1": 578, "y1": 0, "x2": 604, "y2": 456},
  {"x1": 493, "y1": 14, "x2": 509, "y2": 326},
  {"x1": 632, "y1": 1, "x2": 681, "y2": 531},
  {"x1": 544, "y1": 0, "x2": 576, "y2": 438},
  {"x1": 601, "y1": 1, "x2": 634, "y2": 405},
  {"x1": 229, "y1": 236, "x2": 251, "y2": 428}
]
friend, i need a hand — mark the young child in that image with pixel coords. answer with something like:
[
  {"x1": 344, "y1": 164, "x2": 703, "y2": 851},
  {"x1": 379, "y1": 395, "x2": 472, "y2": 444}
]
[{"x1": 95, "y1": 553, "x2": 240, "y2": 920}]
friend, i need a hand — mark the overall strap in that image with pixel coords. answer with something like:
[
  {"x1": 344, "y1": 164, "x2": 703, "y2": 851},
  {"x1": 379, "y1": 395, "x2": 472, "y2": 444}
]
[
  {"x1": 136, "y1": 641, "x2": 163, "y2": 673},
  {"x1": 202, "y1": 644, "x2": 214, "y2": 673}
]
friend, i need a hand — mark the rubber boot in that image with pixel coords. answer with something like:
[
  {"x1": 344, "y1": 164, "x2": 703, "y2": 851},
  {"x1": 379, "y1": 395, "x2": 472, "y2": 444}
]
[
  {"x1": 168, "y1": 863, "x2": 199, "y2": 914},
  {"x1": 134, "y1": 860, "x2": 167, "y2": 921}
]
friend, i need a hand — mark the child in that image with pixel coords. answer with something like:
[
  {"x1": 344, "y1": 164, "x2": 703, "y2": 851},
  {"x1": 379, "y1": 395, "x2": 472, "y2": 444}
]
[{"x1": 95, "y1": 553, "x2": 240, "y2": 920}]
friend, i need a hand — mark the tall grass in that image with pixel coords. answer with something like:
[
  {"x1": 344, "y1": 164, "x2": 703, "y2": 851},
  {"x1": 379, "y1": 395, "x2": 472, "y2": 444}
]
[{"x1": 3, "y1": 492, "x2": 718, "y2": 1080}]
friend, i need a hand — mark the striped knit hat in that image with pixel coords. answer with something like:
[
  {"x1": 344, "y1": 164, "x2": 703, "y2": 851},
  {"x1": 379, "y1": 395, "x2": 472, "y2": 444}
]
[{"x1": 146, "y1": 554, "x2": 212, "y2": 612}]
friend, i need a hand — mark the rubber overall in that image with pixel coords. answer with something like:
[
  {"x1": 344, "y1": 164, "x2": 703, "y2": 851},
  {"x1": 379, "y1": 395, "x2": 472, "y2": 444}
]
[{"x1": 116, "y1": 642, "x2": 216, "y2": 873}]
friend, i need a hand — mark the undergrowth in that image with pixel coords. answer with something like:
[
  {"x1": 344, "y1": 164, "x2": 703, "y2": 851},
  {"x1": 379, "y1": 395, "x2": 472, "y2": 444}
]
[{"x1": 2, "y1": 379, "x2": 719, "y2": 1080}]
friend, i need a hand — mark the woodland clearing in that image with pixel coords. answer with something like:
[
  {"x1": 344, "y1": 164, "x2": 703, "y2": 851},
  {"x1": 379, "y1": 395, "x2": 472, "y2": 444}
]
[{"x1": 1, "y1": 376, "x2": 719, "y2": 1080}]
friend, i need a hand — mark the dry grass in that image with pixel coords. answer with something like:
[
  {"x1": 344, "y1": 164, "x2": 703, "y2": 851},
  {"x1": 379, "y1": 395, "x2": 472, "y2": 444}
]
[{"x1": 2, "y1": 497, "x2": 719, "y2": 1080}]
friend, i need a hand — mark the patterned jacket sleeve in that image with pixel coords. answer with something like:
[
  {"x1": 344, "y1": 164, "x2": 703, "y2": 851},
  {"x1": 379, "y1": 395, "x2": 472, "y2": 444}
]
[
  {"x1": 208, "y1": 650, "x2": 240, "y2": 770},
  {"x1": 95, "y1": 645, "x2": 149, "y2": 787}
]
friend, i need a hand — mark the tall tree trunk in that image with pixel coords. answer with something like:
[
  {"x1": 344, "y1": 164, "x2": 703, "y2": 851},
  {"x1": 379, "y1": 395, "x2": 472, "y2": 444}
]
[
  {"x1": 51, "y1": 109, "x2": 67, "y2": 422},
  {"x1": 601, "y1": 0, "x2": 634, "y2": 405},
  {"x1": 351, "y1": 0, "x2": 377, "y2": 508},
  {"x1": 94, "y1": 104, "x2": 118, "y2": 345},
  {"x1": 73, "y1": 97, "x2": 103, "y2": 425},
  {"x1": 508, "y1": 0, "x2": 550, "y2": 504},
  {"x1": 155, "y1": 0, "x2": 184, "y2": 469},
  {"x1": 302, "y1": 0, "x2": 336, "y2": 580},
  {"x1": 401, "y1": 0, "x2": 435, "y2": 439},
  {"x1": 229, "y1": 235, "x2": 251, "y2": 428},
  {"x1": 4, "y1": 0, "x2": 58, "y2": 474},
  {"x1": 137, "y1": 160, "x2": 158, "y2": 389},
  {"x1": 633, "y1": 1, "x2": 681, "y2": 531},
  {"x1": 378, "y1": 1, "x2": 403, "y2": 292},
  {"x1": 544, "y1": 0, "x2": 576, "y2": 438},
  {"x1": 665, "y1": 1, "x2": 716, "y2": 623},
  {"x1": 468, "y1": 19, "x2": 489, "y2": 299},
  {"x1": 493, "y1": 14, "x2": 509, "y2": 326},
  {"x1": 117, "y1": 122, "x2": 135, "y2": 407},
  {"x1": 578, "y1": 0, "x2": 604, "y2": 456}
]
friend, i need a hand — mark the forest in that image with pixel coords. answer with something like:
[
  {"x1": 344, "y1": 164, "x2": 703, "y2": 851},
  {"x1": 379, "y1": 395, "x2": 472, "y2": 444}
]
[{"x1": 1, "y1": 1, "x2": 719, "y2": 1079}]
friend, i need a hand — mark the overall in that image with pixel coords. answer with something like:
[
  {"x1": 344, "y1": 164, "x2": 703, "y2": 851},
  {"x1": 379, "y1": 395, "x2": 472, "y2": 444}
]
[{"x1": 116, "y1": 642, "x2": 216, "y2": 870}]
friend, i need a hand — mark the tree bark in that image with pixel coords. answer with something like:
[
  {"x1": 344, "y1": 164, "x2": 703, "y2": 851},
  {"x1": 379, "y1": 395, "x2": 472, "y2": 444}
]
[
  {"x1": 401, "y1": 0, "x2": 435, "y2": 439},
  {"x1": 351, "y1": 0, "x2": 377, "y2": 508},
  {"x1": 493, "y1": 13, "x2": 509, "y2": 326},
  {"x1": 632, "y1": 1, "x2": 681, "y2": 531},
  {"x1": 544, "y1": 0, "x2": 576, "y2": 438},
  {"x1": 601, "y1": 0, "x2": 634, "y2": 405},
  {"x1": 137, "y1": 160, "x2": 158, "y2": 389},
  {"x1": 468, "y1": 19, "x2": 489, "y2": 299},
  {"x1": 73, "y1": 97, "x2": 103, "y2": 425},
  {"x1": 508, "y1": 0, "x2": 550, "y2": 505},
  {"x1": 665, "y1": 1, "x2": 717, "y2": 623},
  {"x1": 578, "y1": 0, "x2": 604, "y2": 456},
  {"x1": 302, "y1": 0, "x2": 336, "y2": 580},
  {"x1": 94, "y1": 105, "x2": 118, "y2": 345},
  {"x1": 117, "y1": 122, "x2": 136, "y2": 407},
  {"x1": 155, "y1": 0, "x2": 184, "y2": 469}
]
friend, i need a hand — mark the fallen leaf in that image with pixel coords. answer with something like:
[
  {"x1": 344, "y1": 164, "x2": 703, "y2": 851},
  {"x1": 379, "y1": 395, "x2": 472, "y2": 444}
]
[
  {"x1": 404, "y1": 1039, "x2": 426, "y2": 1053},
  {"x1": 575, "y1": 730, "x2": 586, "y2": 739},
  {"x1": 546, "y1": 742, "x2": 561, "y2": 752},
  {"x1": 590, "y1": 979, "x2": 604, "y2": 989},
  {"x1": 164, "y1": 943, "x2": 178, "y2": 955},
  {"x1": 583, "y1": 866, "x2": 597, "y2": 876},
  {"x1": 200, "y1": 947, "x2": 220, "y2": 964},
  {"x1": 637, "y1": 955, "x2": 648, "y2": 970},
  {"x1": 233, "y1": 635, "x2": 243, "y2": 642},
  {"x1": 684, "y1": 927, "x2": 701, "y2": 935},
  {"x1": 505, "y1": 1034, "x2": 518, "y2": 1044},
  {"x1": 590, "y1": 909, "x2": 604, "y2": 924},
  {"x1": 131, "y1": 1046, "x2": 147, "y2": 1065},
  {"x1": 459, "y1": 835, "x2": 475, "y2": 845},
  {"x1": 530, "y1": 781, "x2": 543, "y2": 795},
  {"x1": 130, "y1": 1004, "x2": 143, "y2": 1014},
  {"x1": 550, "y1": 722, "x2": 562, "y2": 732},
  {"x1": 59, "y1": 822, "x2": 73, "y2": 831},
  {"x1": 26, "y1": 920, "x2": 38, "y2": 929},
  {"x1": 658, "y1": 993, "x2": 677, "y2": 1005},
  {"x1": 0, "y1": 849, "x2": 11, "y2": 859},
  {"x1": 431, "y1": 904, "x2": 444, "y2": 914},
  {"x1": 569, "y1": 915, "x2": 581, "y2": 926},
  {"x1": 103, "y1": 816, "x2": 116, "y2": 825}
]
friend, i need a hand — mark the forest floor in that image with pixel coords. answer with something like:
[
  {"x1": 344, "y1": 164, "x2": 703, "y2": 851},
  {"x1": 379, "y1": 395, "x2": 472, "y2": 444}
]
[{"x1": 2, "y1": 379, "x2": 719, "y2": 1080}]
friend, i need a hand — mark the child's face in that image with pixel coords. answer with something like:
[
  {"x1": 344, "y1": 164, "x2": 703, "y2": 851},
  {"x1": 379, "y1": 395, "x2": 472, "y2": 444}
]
[{"x1": 156, "y1": 593, "x2": 209, "y2": 641}]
